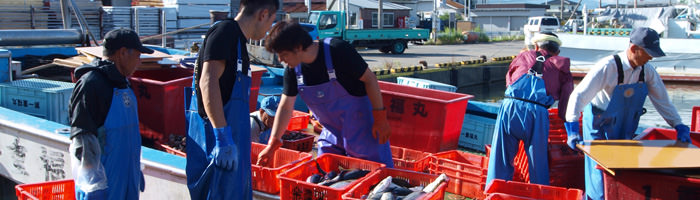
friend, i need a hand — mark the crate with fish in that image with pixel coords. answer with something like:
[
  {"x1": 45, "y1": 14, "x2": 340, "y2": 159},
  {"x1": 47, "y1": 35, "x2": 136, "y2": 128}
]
[
  {"x1": 342, "y1": 168, "x2": 449, "y2": 200},
  {"x1": 390, "y1": 146, "x2": 432, "y2": 172},
  {"x1": 428, "y1": 150, "x2": 488, "y2": 199},
  {"x1": 281, "y1": 130, "x2": 315, "y2": 152},
  {"x1": 278, "y1": 153, "x2": 385, "y2": 200},
  {"x1": 484, "y1": 179, "x2": 583, "y2": 200},
  {"x1": 251, "y1": 142, "x2": 313, "y2": 194}
]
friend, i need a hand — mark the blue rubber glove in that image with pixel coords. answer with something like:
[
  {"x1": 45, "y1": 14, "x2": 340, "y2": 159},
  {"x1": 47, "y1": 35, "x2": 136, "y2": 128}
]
[
  {"x1": 212, "y1": 126, "x2": 237, "y2": 170},
  {"x1": 675, "y1": 124, "x2": 691, "y2": 143},
  {"x1": 564, "y1": 121, "x2": 582, "y2": 150}
]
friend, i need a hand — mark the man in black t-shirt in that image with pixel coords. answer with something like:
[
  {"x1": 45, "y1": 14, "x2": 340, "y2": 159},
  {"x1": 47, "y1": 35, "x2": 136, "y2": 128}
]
[
  {"x1": 185, "y1": 0, "x2": 278, "y2": 199},
  {"x1": 256, "y1": 20, "x2": 394, "y2": 167}
]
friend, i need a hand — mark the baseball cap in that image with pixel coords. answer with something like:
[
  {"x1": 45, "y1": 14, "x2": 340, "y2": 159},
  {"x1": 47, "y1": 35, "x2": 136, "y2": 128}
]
[
  {"x1": 103, "y1": 28, "x2": 155, "y2": 54},
  {"x1": 630, "y1": 27, "x2": 665, "y2": 57},
  {"x1": 260, "y1": 96, "x2": 281, "y2": 117}
]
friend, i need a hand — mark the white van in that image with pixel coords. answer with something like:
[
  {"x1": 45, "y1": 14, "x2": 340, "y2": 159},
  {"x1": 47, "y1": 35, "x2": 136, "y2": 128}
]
[{"x1": 523, "y1": 16, "x2": 560, "y2": 48}]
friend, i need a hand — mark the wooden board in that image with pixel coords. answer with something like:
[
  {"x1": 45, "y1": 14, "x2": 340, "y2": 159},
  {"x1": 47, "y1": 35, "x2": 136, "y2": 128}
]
[
  {"x1": 76, "y1": 46, "x2": 171, "y2": 63},
  {"x1": 577, "y1": 140, "x2": 700, "y2": 173}
]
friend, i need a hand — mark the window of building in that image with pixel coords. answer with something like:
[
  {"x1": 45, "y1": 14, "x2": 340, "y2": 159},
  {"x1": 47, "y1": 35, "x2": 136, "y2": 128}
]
[{"x1": 371, "y1": 12, "x2": 394, "y2": 27}]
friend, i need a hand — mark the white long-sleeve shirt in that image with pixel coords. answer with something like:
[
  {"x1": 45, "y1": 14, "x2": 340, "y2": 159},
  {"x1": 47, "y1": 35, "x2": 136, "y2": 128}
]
[{"x1": 565, "y1": 52, "x2": 683, "y2": 127}]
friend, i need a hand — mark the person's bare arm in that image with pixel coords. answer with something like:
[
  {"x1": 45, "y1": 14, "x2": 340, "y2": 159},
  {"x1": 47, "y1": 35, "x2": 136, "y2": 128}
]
[{"x1": 200, "y1": 60, "x2": 227, "y2": 128}]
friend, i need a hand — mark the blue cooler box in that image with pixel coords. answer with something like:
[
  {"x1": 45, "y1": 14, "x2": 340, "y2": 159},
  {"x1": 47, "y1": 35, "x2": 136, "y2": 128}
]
[{"x1": 0, "y1": 78, "x2": 74, "y2": 125}]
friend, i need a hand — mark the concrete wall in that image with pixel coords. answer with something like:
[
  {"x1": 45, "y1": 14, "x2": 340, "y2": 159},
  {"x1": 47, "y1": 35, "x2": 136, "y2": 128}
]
[{"x1": 379, "y1": 63, "x2": 509, "y2": 89}]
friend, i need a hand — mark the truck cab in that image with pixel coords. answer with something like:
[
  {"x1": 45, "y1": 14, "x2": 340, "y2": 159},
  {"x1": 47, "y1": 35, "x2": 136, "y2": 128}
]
[
  {"x1": 307, "y1": 10, "x2": 429, "y2": 54},
  {"x1": 308, "y1": 11, "x2": 344, "y2": 39}
]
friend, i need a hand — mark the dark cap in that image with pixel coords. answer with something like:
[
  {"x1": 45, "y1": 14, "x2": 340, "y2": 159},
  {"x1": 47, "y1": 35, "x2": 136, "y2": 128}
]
[
  {"x1": 630, "y1": 27, "x2": 665, "y2": 57},
  {"x1": 103, "y1": 28, "x2": 154, "y2": 54}
]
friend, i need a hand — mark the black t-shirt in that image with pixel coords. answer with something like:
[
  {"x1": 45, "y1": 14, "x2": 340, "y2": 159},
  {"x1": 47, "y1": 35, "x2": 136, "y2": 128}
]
[
  {"x1": 195, "y1": 19, "x2": 250, "y2": 117},
  {"x1": 69, "y1": 60, "x2": 130, "y2": 139},
  {"x1": 283, "y1": 38, "x2": 368, "y2": 96}
]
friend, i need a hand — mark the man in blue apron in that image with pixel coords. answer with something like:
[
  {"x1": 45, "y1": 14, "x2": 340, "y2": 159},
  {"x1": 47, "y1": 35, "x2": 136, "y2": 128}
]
[
  {"x1": 255, "y1": 20, "x2": 393, "y2": 167},
  {"x1": 564, "y1": 27, "x2": 691, "y2": 200},
  {"x1": 69, "y1": 28, "x2": 154, "y2": 200},
  {"x1": 185, "y1": 0, "x2": 278, "y2": 199},
  {"x1": 250, "y1": 96, "x2": 280, "y2": 144},
  {"x1": 486, "y1": 32, "x2": 574, "y2": 186}
]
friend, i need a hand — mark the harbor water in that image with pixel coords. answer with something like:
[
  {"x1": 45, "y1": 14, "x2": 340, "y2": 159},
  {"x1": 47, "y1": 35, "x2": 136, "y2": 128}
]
[{"x1": 459, "y1": 80, "x2": 700, "y2": 130}]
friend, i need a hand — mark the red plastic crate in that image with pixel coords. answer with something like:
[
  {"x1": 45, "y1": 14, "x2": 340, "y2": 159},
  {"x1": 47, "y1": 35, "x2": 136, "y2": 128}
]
[
  {"x1": 278, "y1": 153, "x2": 385, "y2": 200},
  {"x1": 485, "y1": 193, "x2": 537, "y2": 200},
  {"x1": 429, "y1": 150, "x2": 488, "y2": 199},
  {"x1": 484, "y1": 143, "x2": 529, "y2": 183},
  {"x1": 692, "y1": 106, "x2": 700, "y2": 132},
  {"x1": 287, "y1": 111, "x2": 310, "y2": 131},
  {"x1": 130, "y1": 68, "x2": 193, "y2": 142},
  {"x1": 604, "y1": 170, "x2": 700, "y2": 200},
  {"x1": 281, "y1": 131, "x2": 315, "y2": 152},
  {"x1": 342, "y1": 168, "x2": 448, "y2": 200},
  {"x1": 485, "y1": 179, "x2": 583, "y2": 200},
  {"x1": 390, "y1": 146, "x2": 432, "y2": 172},
  {"x1": 251, "y1": 142, "x2": 313, "y2": 194},
  {"x1": 635, "y1": 127, "x2": 700, "y2": 148},
  {"x1": 378, "y1": 81, "x2": 473, "y2": 153},
  {"x1": 15, "y1": 179, "x2": 75, "y2": 200}
]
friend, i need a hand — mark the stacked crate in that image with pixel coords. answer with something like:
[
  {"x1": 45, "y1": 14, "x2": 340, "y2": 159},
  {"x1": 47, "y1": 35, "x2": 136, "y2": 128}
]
[
  {"x1": 163, "y1": 0, "x2": 231, "y2": 40},
  {"x1": 102, "y1": 6, "x2": 177, "y2": 40}
]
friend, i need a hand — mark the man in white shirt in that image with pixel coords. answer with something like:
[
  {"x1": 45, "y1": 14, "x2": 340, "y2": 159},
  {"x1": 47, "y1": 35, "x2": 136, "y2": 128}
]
[
  {"x1": 250, "y1": 96, "x2": 280, "y2": 144},
  {"x1": 563, "y1": 27, "x2": 691, "y2": 200}
]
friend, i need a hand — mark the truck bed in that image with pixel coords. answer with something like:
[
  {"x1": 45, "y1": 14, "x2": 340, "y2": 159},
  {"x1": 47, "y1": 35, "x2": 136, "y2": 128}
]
[{"x1": 343, "y1": 28, "x2": 430, "y2": 41}]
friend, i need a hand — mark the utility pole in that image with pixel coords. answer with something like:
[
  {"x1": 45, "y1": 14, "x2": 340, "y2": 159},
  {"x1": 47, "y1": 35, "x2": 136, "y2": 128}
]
[
  {"x1": 378, "y1": 0, "x2": 383, "y2": 29},
  {"x1": 616, "y1": 0, "x2": 619, "y2": 8},
  {"x1": 634, "y1": 0, "x2": 637, "y2": 8},
  {"x1": 432, "y1": 0, "x2": 437, "y2": 42},
  {"x1": 560, "y1": 0, "x2": 564, "y2": 21},
  {"x1": 467, "y1": 0, "x2": 471, "y2": 21}
]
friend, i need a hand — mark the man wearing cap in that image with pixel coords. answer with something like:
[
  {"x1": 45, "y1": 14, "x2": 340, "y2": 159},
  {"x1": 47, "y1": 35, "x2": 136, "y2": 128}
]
[
  {"x1": 250, "y1": 96, "x2": 280, "y2": 144},
  {"x1": 564, "y1": 27, "x2": 691, "y2": 200},
  {"x1": 69, "y1": 28, "x2": 154, "y2": 199},
  {"x1": 486, "y1": 31, "x2": 573, "y2": 186}
]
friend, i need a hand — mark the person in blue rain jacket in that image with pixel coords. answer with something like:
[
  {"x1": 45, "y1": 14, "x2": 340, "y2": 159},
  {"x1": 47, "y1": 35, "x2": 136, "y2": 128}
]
[
  {"x1": 69, "y1": 28, "x2": 154, "y2": 200},
  {"x1": 184, "y1": 0, "x2": 278, "y2": 199},
  {"x1": 564, "y1": 27, "x2": 691, "y2": 200}
]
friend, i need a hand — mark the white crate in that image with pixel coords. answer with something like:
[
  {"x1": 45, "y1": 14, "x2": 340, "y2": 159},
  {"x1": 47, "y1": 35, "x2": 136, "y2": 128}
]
[
  {"x1": 459, "y1": 114, "x2": 496, "y2": 152},
  {"x1": 0, "y1": 79, "x2": 74, "y2": 125},
  {"x1": 396, "y1": 77, "x2": 457, "y2": 92}
]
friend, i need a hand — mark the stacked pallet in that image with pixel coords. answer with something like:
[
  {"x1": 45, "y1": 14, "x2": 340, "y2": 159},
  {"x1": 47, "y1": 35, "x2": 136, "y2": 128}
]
[
  {"x1": 132, "y1": 0, "x2": 164, "y2": 7},
  {"x1": 0, "y1": 0, "x2": 102, "y2": 35},
  {"x1": 102, "y1": 6, "x2": 176, "y2": 39},
  {"x1": 163, "y1": 0, "x2": 231, "y2": 40}
]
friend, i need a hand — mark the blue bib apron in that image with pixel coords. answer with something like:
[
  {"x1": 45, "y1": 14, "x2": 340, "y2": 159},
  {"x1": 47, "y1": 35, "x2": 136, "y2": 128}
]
[
  {"x1": 76, "y1": 87, "x2": 144, "y2": 200},
  {"x1": 186, "y1": 41, "x2": 253, "y2": 200},
  {"x1": 295, "y1": 38, "x2": 393, "y2": 167},
  {"x1": 583, "y1": 55, "x2": 647, "y2": 200},
  {"x1": 487, "y1": 52, "x2": 554, "y2": 186}
]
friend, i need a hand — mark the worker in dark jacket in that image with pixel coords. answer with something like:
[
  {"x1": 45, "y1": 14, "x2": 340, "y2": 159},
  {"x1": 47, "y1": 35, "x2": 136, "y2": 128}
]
[
  {"x1": 69, "y1": 28, "x2": 154, "y2": 200},
  {"x1": 486, "y1": 32, "x2": 574, "y2": 186}
]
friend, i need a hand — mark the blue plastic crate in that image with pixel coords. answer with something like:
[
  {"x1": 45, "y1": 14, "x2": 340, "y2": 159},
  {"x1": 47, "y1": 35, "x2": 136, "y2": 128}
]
[
  {"x1": 396, "y1": 77, "x2": 457, "y2": 92},
  {"x1": 0, "y1": 78, "x2": 74, "y2": 125},
  {"x1": 459, "y1": 113, "x2": 496, "y2": 152}
]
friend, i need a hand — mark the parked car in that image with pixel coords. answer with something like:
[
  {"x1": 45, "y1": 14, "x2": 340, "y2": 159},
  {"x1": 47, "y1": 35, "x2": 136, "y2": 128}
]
[
  {"x1": 523, "y1": 16, "x2": 560, "y2": 48},
  {"x1": 299, "y1": 22, "x2": 319, "y2": 40}
]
